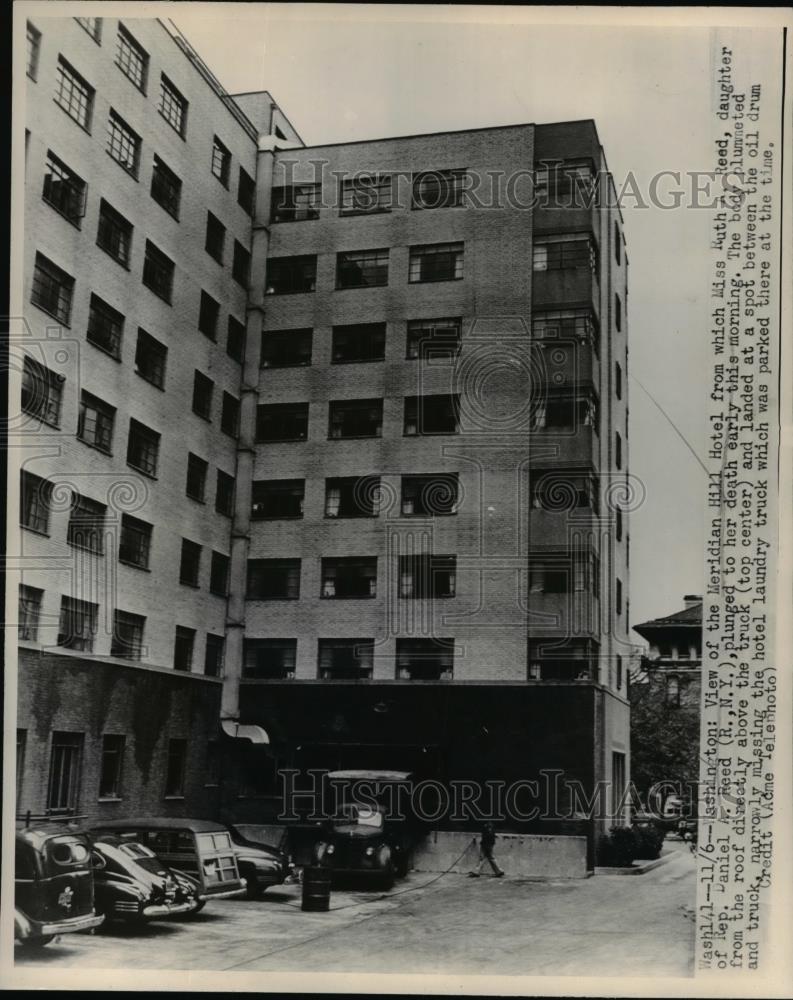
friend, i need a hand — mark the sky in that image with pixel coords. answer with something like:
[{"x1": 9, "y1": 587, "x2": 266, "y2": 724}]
[{"x1": 163, "y1": 4, "x2": 721, "y2": 634}]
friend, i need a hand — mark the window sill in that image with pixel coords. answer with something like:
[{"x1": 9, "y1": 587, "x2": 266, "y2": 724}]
[
  {"x1": 126, "y1": 462, "x2": 157, "y2": 480},
  {"x1": 106, "y1": 150, "x2": 140, "y2": 182},
  {"x1": 193, "y1": 411, "x2": 213, "y2": 423},
  {"x1": 264, "y1": 288, "x2": 316, "y2": 296},
  {"x1": 251, "y1": 515, "x2": 304, "y2": 522},
  {"x1": 118, "y1": 559, "x2": 151, "y2": 572},
  {"x1": 261, "y1": 361, "x2": 312, "y2": 370},
  {"x1": 43, "y1": 199, "x2": 82, "y2": 230},
  {"x1": 21, "y1": 411, "x2": 60, "y2": 430},
  {"x1": 186, "y1": 494, "x2": 207, "y2": 504},
  {"x1": 320, "y1": 595, "x2": 378, "y2": 601},
  {"x1": 97, "y1": 797, "x2": 123, "y2": 804},
  {"x1": 401, "y1": 511, "x2": 458, "y2": 518},
  {"x1": 330, "y1": 357, "x2": 385, "y2": 366},
  {"x1": 30, "y1": 299, "x2": 71, "y2": 328},
  {"x1": 408, "y1": 276, "x2": 464, "y2": 285},
  {"x1": 77, "y1": 438, "x2": 113, "y2": 457},
  {"x1": 256, "y1": 437, "x2": 307, "y2": 444},
  {"x1": 209, "y1": 590, "x2": 229, "y2": 599},
  {"x1": 324, "y1": 514, "x2": 378, "y2": 520},
  {"x1": 163, "y1": 795, "x2": 185, "y2": 801},
  {"x1": 86, "y1": 338, "x2": 122, "y2": 362},
  {"x1": 245, "y1": 596, "x2": 300, "y2": 602},
  {"x1": 20, "y1": 524, "x2": 50, "y2": 538},
  {"x1": 338, "y1": 208, "x2": 392, "y2": 218},
  {"x1": 335, "y1": 284, "x2": 389, "y2": 292},
  {"x1": 179, "y1": 581, "x2": 200, "y2": 589},
  {"x1": 96, "y1": 241, "x2": 131, "y2": 270},
  {"x1": 403, "y1": 430, "x2": 460, "y2": 437},
  {"x1": 135, "y1": 370, "x2": 166, "y2": 392},
  {"x1": 327, "y1": 434, "x2": 382, "y2": 441}
]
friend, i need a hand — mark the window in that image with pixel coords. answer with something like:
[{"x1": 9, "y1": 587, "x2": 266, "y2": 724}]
[
  {"x1": 403, "y1": 394, "x2": 460, "y2": 435},
  {"x1": 270, "y1": 184, "x2": 320, "y2": 222},
  {"x1": 666, "y1": 675, "x2": 680, "y2": 708},
  {"x1": 97, "y1": 199, "x2": 133, "y2": 267},
  {"x1": 210, "y1": 552, "x2": 230, "y2": 596},
  {"x1": 18, "y1": 585, "x2": 43, "y2": 641},
  {"x1": 616, "y1": 507, "x2": 623, "y2": 541},
  {"x1": 325, "y1": 476, "x2": 380, "y2": 518},
  {"x1": 256, "y1": 402, "x2": 308, "y2": 442},
  {"x1": 55, "y1": 57, "x2": 94, "y2": 130},
  {"x1": 211, "y1": 136, "x2": 231, "y2": 186},
  {"x1": 204, "y1": 634, "x2": 225, "y2": 677},
  {"x1": 616, "y1": 578, "x2": 623, "y2": 615},
  {"x1": 396, "y1": 639, "x2": 454, "y2": 680},
  {"x1": 165, "y1": 738, "x2": 187, "y2": 796},
  {"x1": 205, "y1": 212, "x2": 225, "y2": 264},
  {"x1": 615, "y1": 431, "x2": 622, "y2": 470},
  {"x1": 150, "y1": 155, "x2": 181, "y2": 218},
  {"x1": 529, "y1": 388, "x2": 599, "y2": 432},
  {"x1": 186, "y1": 453, "x2": 208, "y2": 502},
  {"x1": 336, "y1": 249, "x2": 389, "y2": 289},
  {"x1": 126, "y1": 418, "x2": 160, "y2": 477},
  {"x1": 529, "y1": 552, "x2": 599, "y2": 597},
  {"x1": 110, "y1": 611, "x2": 145, "y2": 661},
  {"x1": 98, "y1": 735, "x2": 125, "y2": 798},
  {"x1": 159, "y1": 74, "x2": 187, "y2": 137},
  {"x1": 238, "y1": 167, "x2": 256, "y2": 216},
  {"x1": 329, "y1": 398, "x2": 382, "y2": 439},
  {"x1": 142, "y1": 240, "x2": 174, "y2": 303},
  {"x1": 406, "y1": 318, "x2": 461, "y2": 359},
  {"x1": 192, "y1": 371, "x2": 214, "y2": 420},
  {"x1": 179, "y1": 540, "x2": 201, "y2": 587},
  {"x1": 399, "y1": 555, "x2": 456, "y2": 599},
  {"x1": 119, "y1": 513, "x2": 152, "y2": 569},
  {"x1": 532, "y1": 234, "x2": 598, "y2": 276},
  {"x1": 227, "y1": 316, "x2": 246, "y2": 363},
  {"x1": 616, "y1": 654, "x2": 623, "y2": 691},
  {"x1": 87, "y1": 293, "x2": 124, "y2": 358},
  {"x1": 43, "y1": 151, "x2": 86, "y2": 226},
  {"x1": 244, "y1": 639, "x2": 296, "y2": 679},
  {"x1": 233, "y1": 241, "x2": 251, "y2": 287},
  {"x1": 408, "y1": 242, "x2": 464, "y2": 283},
  {"x1": 321, "y1": 557, "x2": 377, "y2": 599},
  {"x1": 135, "y1": 329, "x2": 167, "y2": 388},
  {"x1": 116, "y1": 24, "x2": 148, "y2": 91},
  {"x1": 198, "y1": 291, "x2": 220, "y2": 340},
  {"x1": 76, "y1": 17, "x2": 102, "y2": 42},
  {"x1": 615, "y1": 362, "x2": 623, "y2": 400},
  {"x1": 67, "y1": 493, "x2": 106, "y2": 554},
  {"x1": 247, "y1": 559, "x2": 301, "y2": 600},
  {"x1": 615, "y1": 293, "x2": 622, "y2": 332},
  {"x1": 20, "y1": 470, "x2": 53, "y2": 534},
  {"x1": 318, "y1": 639, "x2": 374, "y2": 680},
  {"x1": 107, "y1": 109, "x2": 141, "y2": 177},
  {"x1": 47, "y1": 732, "x2": 84, "y2": 812},
  {"x1": 331, "y1": 323, "x2": 385, "y2": 364},
  {"x1": 221, "y1": 392, "x2": 240, "y2": 437},
  {"x1": 78, "y1": 390, "x2": 115, "y2": 453},
  {"x1": 401, "y1": 474, "x2": 459, "y2": 516},
  {"x1": 532, "y1": 309, "x2": 599, "y2": 353},
  {"x1": 215, "y1": 470, "x2": 235, "y2": 517},
  {"x1": 533, "y1": 160, "x2": 596, "y2": 203},
  {"x1": 31, "y1": 252, "x2": 74, "y2": 324},
  {"x1": 57, "y1": 597, "x2": 98, "y2": 651},
  {"x1": 339, "y1": 174, "x2": 391, "y2": 215},
  {"x1": 252, "y1": 479, "x2": 305, "y2": 519},
  {"x1": 615, "y1": 222, "x2": 621, "y2": 264},
  {"x1": 531, "y1": 470, "x2": 599, "y2": 512},
  {"x1": 27, "y1": 22, "x2": 41, "y2": 80},
  {"x1": 261, "y1": 328, "x2": 312, "y2": 368},
  {"x1": 411, "y1": 169, "x2": 466, "y2": 209},
  {"x1": 21, "y1": 356, "x2": 63, "y2": 426},
  {"x1": 265, "y1": 255, "x2": 317, "y2": 294}
]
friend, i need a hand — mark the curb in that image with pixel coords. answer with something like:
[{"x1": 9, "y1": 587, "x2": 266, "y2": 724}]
[{"x1": 593, "y1": 852, "x2": 674, "y2": 876}]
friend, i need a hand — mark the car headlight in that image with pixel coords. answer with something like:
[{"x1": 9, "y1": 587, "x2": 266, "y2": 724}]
[
  {"x1": 365, "y1": 846, "x2": 375, "y2": 857},
  {"x1": 326, "y1": 844, "x2": 335, "y2": 855}
]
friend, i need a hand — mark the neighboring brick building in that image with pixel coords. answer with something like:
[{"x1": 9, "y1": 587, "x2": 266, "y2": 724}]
[{"x1": 16, "y1": 15, "x2": 630, "y2": 856}]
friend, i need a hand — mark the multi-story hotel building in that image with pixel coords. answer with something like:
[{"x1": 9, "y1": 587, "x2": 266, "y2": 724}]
[{"x1": 15, "y1": 15, "x2": 630, "y2": 855}]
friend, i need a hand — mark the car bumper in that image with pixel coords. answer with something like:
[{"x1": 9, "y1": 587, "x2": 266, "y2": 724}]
[
  {"x1": 141, "y1": 900, "x2": 199, "y2": 919},
  {"x1": 202, "y1": 882, "x2": 248, "y2": 900},
  {"x1": 26, "y1": 912, "x2": 105, "y2": 937}
]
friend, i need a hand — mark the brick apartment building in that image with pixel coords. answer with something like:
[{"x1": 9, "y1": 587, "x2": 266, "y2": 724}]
[{"x1": 15, "y1": 15, "x2": 631, "y2": 853}]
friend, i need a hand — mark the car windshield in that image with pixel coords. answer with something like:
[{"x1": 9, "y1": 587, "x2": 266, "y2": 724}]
[
  {"x1": 339, "y1": 805, "x2": 383, "y2": 828},
  {"x1": 94, "y1": 840, "x2": 168, "y2": 876},
  {"x1": 119, "y1": 842, "x2": 158, "y2": 860}
]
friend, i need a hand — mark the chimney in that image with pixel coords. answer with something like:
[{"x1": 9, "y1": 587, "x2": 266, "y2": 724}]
[{"x1": 683, "y1": 594, "x2": 702, "y2": 609}]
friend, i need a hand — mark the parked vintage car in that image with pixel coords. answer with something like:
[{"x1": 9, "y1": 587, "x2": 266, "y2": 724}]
[
  {"x1": 89, "y1": 834, "x2": 202, "y2": 922},
  {"x1": 15, "y1": 824, "x2": 104, "y2": 948},
  {"x1": 89, "y1": 819, "x2": 245, "y2": 900},
  {"x1": 225, "y1": 824, "x2": 294, "y2": 898}
]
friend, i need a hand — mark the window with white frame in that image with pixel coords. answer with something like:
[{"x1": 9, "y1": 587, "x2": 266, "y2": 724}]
[{"x1": 55, "y1": 57, "x2": 94, "y2": 130}]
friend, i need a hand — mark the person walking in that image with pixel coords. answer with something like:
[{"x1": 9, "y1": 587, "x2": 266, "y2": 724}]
[{"x1": 469, "y1": 822, "x2": 504, "y2": 877}]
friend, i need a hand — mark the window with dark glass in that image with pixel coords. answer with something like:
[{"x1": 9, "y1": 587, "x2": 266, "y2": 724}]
[
  {"x1": 76, "y1": 17, "x2": 102, "y2": 42},
  {"x1": 616, "y1": 578, "x2": 623, "y2": 614},
  {"x1": 533, "y1": 160, "x2": 596, "y2": 204},
  {"x1": 532, "y1": 309, "x2": 599, "y2": 353},
  {"x1": 399, "y1": 555, "x2": 456, "y2": 599},
  {"x1": 18, "y1": 585, "x2": 43, "y2": 641},
  {"x1": 221, "y1": 392, "x2": 240, "y2": 437},
  {"x1": 336, "y1": 249, "x2": 389, "y2": 289},
  {"x1": 47, "y1": 732, "x2": 84, "y2": 812},
  {"x1": 403, "y1": 394, "x2": 460, "y2": 435},
  {"x1": 98, "y1": 735, "x2": 125, "y2": 798},
  {"x1": 408, "y1": 242, "x2": 463, "y2": 283},
  {"x1": 211, "y1": 136, "x2": 231, "y2": 187},
  {"x1": 401, "y1": 474, "x2": 459, "y2": 516},
  {"x1": 173, "y1": 627, "x2": 195, "y2": 672},
  {"x1": 135, "y1": 329, "x2": 166, "y2": 388},
  {"x1": 321, "y1": 557, "x2": 377, "y2": 599},
  {"x1": 533, "y1": 234, "x2": 598, "y2": 276},
  {"x1": 150, "y1": 155, "x2": 181, "y2": 218},
  {"x1": 615, "y1": 222, "x2": 621, "y2": 264},
  {"x1": 251, "y1": 479, "x2": 305, "y2": 519},
  {"x1": 20, "y1": 470, "x2": 53, "y2": 534},
  {"x1": 78, "y1": 390, "x2": 115, "y2": 453},
  {"x1": 530, "y1": 470, "x2": 599, "y2": 512},
  {"x1": 406, "y1": 318, "x2": 461, "y2": 359},
  {"x1": 232, "y1": 240, "x2": 251, "y2": 287},
  {"x1": 164, "y1": 739, "x2": 187, "y2": 795},
  {"x1": 411, "y1": 169, "x2": 466, "y2": 209},
  {"x1": 616, "y1": 361, "x2": 623, "y2": 400},
  {"x1": 238, "y1": 166, "x2": 255, "y2": 216},
  {"x1": 96, "y1": 199, "x2": 133, "y2": 267},
  {"x1": 87, "y1": 293, "x2": 124, "y2": 358},
  {"x1": 215, "y1": 470, "x2": 234, "y2": 516},
  {"x1": 270, "y1": 184, "x2": 320, "y2": 222},
  {"x1": 198, "y1": 290, "x2": 220, "y2": 340},
  {"x1": 67, "y1": 493, "x2": 106, "y2": 553},
  {"x1": 205, "y1": 212, "x2": 225, "y2": 264},
  {"x1": 247, "y1": 559, "x2": 301, "y2": 600},
  {"x1": 43, "y1": 151, "x2": 86, "y2": 226},
  {"x1": 210, "y1": 552, "x2": 229, "y2": 596},
  {"x1": 616, "y1": 507, "x2": 623, "y2": 541},
  {"x1": 256, "y1": 402, "x2": 308, "y2": 442},
  {"x1": 55, "y1": 56, "x2": 94, "y2": 130},
  {"x1": 205, "y1": 634, "x2": 225, "y2": 677},
  {"x1": 107, "y1": 109, "x2": 141, "y2": 177},
  {"x1": 186, "y1": 453, "x2": 208, "y2": 502},
  {"x1": 396, "y1": 638, "x2": 454, "y2": 680},
  {"x1": 126, "y1": 418, "x2": 160, "y2": 477},
  {"x1": 110, "y1": 611, "x2": 144, "y2": 661},
  {"x1": 116, "y1": 23, "x2": 148, "y2": 91},
  {"x1": 339, "y1": 174, "x2": 391, "y2": 215},
  {"x1": 329, "y1": 398, "x2": 382, "y2": 439},
  {"x1": 318, "y1": 639, "x2": 374, "y2": 680},
  {"x1": 261, "y1": 328, "x2": 312, "y2": 368},
  {"x1": 31, "y1": 252, "x2": 74, "y2": 324},
  {"x1": 22, "y1": 356, "x2": 63, "y2": 427},
  {"x1": 325, "y1": 476, "x2": 380, "y2": 518},
  {"x1": 158, "y1": 74, "x2": 187, "y2": 137},
  {"x1": 265, "y1": 255, "x2": 317, "y2": 294},
  {"x1": 528, "y1": 551, "x2": 599, "y2": 597},
  {"x1": 529, "y1": 387, "x2": 599, "y2": 432},
  {"x1": 57, "y1": 597, "x2": 98, "y2": 651},
  {"x1": 179, "y1": 539, "x2": 201, "y2": 587},
  {"x1": 331, "y1": 323, "x2": 385, "y2": 363},
  {"x1": 244, "y1": 639, "x2": 296, "y2": 679},
  {"x1": 27, "y1": 22, "x2": 41, "y2": 80},
  {"x1": 616, "y1": 430, "x2": 622, "y2": 469},
  {"x1": 142, "y1": 240, "x2": 174, "y2": 303},
  {"x1": 119, "y1": 513, "x2": 152, "y2": 569},
  {"x1": 192, "y1": 371, "x2": 213, "y2": 420},
  {"x1": 227, "y1": 316, "x2": 245, "y2": 363}
]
